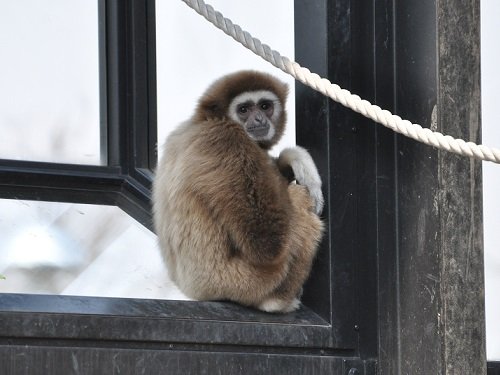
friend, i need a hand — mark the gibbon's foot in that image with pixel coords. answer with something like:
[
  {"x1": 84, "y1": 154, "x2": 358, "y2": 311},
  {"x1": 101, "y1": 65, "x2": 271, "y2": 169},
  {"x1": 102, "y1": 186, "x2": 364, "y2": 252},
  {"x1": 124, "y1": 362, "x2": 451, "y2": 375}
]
[{"x1": 258, "y1": 297, "x2": 301, "y2": 313}]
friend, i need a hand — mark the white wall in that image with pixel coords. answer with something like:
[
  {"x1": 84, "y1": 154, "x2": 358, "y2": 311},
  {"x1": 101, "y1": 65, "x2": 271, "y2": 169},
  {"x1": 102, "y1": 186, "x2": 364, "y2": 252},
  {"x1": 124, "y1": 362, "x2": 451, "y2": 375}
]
[{"x1": 481, "y1": 0, "x2": 500, "y2": 361}]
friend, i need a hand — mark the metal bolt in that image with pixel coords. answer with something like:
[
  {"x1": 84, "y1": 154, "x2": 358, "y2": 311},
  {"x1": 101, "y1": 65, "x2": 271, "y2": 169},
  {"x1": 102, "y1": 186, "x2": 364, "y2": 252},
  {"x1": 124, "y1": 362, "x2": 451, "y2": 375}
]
[{"x1": 348, "y1": 368, "x2": 359, "y2": 375}]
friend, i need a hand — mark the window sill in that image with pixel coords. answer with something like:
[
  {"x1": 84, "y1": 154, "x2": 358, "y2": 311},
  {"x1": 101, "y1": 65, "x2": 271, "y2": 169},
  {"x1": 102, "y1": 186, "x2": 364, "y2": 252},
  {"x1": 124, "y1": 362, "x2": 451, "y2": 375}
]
[{"x1": 0, "y1": 293, "x2": 334, "y2": 349}]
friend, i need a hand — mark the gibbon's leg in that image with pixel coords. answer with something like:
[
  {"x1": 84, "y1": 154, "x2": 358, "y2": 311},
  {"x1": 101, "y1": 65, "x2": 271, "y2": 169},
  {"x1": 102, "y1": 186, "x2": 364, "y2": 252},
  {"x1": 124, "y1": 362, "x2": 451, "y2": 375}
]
[{"x1": 258, "y1": 184, "x2": 324, "y2": 313}]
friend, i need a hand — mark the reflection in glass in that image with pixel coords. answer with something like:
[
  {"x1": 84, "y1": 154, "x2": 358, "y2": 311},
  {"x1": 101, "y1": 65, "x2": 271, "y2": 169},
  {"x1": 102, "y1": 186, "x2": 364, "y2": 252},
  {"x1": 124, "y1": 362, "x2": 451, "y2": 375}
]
[
  {"x1": 0, "y1": 199, "x2": 188, "y2": 300},
  {"x1": 0, "y1": 0, "x2": 102, "y2": 165}
]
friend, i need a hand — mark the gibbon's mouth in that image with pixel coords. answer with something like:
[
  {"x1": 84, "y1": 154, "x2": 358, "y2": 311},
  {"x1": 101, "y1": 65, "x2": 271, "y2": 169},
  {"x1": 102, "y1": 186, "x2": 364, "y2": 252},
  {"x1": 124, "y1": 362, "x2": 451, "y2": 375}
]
[{"x1": 246, "y1": 122, "x2": 270, "y2": 138}]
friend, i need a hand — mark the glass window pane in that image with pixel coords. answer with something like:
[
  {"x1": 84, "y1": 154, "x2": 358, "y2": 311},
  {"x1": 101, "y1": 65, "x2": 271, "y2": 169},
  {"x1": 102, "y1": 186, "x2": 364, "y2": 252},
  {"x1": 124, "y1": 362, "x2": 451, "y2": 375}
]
[
  {"x1": 0, "y1": 199, "x2": 187, "y2": 300},
  {"x1": 0, "y1": 0, "x2": 103, "y2": 165},
  {"x1": 155, "y1": 0, "x2": 295, "y2": 158}
]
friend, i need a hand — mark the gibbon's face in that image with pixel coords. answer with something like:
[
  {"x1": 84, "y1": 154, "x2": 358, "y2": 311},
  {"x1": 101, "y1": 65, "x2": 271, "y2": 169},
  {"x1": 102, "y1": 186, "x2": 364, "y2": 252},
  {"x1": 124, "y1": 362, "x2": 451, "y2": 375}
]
[{"x1": 228, "y1": 90, "x2": 282, "y2": 142}]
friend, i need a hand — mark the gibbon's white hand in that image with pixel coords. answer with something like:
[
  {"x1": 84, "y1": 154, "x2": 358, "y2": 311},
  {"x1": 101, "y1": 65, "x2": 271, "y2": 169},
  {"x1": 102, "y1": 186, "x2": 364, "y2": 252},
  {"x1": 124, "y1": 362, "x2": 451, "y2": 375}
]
[{"x1": 278, "y1": 146, "x2": 324, "y2": 215}]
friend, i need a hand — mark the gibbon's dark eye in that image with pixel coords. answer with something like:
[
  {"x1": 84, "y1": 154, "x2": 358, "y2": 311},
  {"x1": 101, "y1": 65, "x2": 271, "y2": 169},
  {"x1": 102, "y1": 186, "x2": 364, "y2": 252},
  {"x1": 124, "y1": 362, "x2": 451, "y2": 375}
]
[
  {"x1": 238, "y1": 105, "x2": 248, "y2": 114},
  {"x1": 260, "y1": 101, "x2": 273, "y2": 111}
]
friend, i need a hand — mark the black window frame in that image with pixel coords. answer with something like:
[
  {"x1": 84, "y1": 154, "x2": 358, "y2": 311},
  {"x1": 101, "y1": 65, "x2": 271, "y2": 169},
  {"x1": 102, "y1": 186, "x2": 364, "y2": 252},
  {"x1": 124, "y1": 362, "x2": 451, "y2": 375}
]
[{"x1": 0, "y1": 0, "x2": 492, "y2": 373}]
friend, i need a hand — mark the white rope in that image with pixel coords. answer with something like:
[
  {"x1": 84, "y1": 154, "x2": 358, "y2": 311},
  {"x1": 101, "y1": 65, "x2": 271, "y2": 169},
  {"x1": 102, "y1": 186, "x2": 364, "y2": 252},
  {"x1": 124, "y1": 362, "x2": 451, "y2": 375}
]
[{"x1": 181, "y1": 0, "x2": 500, "y2": 164}]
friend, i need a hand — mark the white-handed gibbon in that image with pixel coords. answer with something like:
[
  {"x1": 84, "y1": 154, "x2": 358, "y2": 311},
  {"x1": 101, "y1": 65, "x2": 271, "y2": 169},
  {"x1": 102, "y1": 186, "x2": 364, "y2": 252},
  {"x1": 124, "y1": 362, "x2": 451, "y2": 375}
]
[{"x1": 153, "y1": 71, "x2": 324, "y2": 313}]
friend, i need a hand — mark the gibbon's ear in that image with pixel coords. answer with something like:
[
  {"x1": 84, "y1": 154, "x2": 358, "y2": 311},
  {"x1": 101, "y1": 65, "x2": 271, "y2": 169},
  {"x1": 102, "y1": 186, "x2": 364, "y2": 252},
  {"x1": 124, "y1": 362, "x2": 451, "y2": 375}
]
[{"x1": 197, "y1": 95, "x2": 226, "y2": 121}]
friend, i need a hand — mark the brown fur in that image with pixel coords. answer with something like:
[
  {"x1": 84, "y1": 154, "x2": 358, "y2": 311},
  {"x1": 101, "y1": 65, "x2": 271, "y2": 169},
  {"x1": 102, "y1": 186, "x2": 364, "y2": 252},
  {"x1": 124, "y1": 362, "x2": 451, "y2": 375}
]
[{"x1": 153, "y1": 71, "x2": 323, "y2": 312}]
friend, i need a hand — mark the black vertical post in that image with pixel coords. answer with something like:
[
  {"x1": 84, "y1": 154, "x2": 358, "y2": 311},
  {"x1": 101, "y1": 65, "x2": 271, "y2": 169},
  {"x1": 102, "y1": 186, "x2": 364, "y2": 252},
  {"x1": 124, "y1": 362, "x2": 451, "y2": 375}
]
[
  {"x1": 436, "y1": 0, "x2": 484, "y2": 372},
  {"x1": 377, "y1": 0, "x2": 485, "y2": 373},
  {"x1": 104, "y1": 0, "x2": 157, "y2": 182},
  {"x1": 295, "y1": 0, "x2": 379, "y2": 356},
  {"x1": 295, "y1": 0, "x2": 359, "y2": 348},
  {"x1": 373, "y1": 0, "x2": 399, "y2": 371},
  {"x1": 98, "y1": 0, "x2": 108, "y2": 165}
]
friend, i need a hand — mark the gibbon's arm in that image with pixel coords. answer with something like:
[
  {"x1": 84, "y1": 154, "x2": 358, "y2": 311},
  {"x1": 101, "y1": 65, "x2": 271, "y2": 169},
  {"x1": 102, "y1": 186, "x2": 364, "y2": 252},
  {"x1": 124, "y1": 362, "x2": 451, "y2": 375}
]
[
  {"x1": 194, "y1": 122, "x2": 292, "y2": 267},
  {"x1": 277, "y1": 146, "x2": 324, "y2": 215}
]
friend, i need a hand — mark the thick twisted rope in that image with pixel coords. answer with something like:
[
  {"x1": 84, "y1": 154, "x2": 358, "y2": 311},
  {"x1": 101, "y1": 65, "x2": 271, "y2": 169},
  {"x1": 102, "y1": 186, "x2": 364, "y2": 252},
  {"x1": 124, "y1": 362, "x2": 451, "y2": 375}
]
[{"x1": 181, "y1": 0, "x2": 500, "y2": 164}]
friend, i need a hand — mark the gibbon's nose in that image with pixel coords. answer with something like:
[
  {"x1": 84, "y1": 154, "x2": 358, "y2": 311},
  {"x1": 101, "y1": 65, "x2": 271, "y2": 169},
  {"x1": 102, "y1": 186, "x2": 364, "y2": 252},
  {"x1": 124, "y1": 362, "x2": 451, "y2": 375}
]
[{"x1": 255, "y1": 112, "x2": 264, "y2": 123}]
